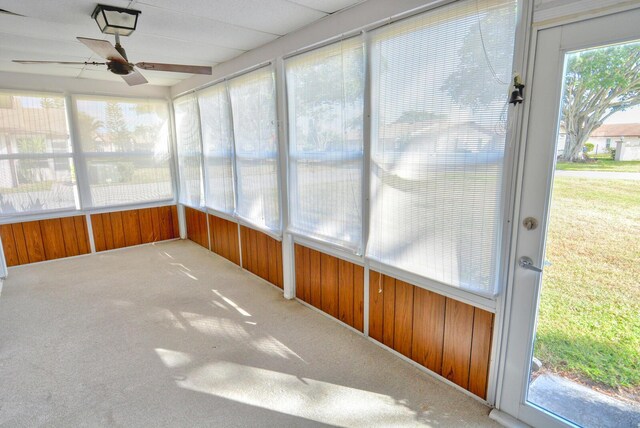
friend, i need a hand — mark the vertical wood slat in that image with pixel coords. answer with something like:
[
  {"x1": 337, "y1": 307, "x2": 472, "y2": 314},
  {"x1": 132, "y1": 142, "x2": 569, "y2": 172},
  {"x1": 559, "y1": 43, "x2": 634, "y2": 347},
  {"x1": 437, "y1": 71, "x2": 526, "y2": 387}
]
[
  {"x1": 302, "y1": 246, "x2": 311, "y2": 303},
  {"x1": 92, "y1": 213, "x2": 106, "y2": 252},
  {"x1": 59, "y1": 217, "x2": 80, "y2": 257},
  {"x1": 393, "y1": 280, "x2": 414, "y2": 358},
  {"x1": 249, "y1": 229, "x2": 259, "y2": 275},
  {"x1": 122, "y1": 210, "x2": 142, "y2": 247},
  {"x1": 276, "y1": 240, "x2": 284, "y2": 288},
  {"x1": 109, "y1": 212, "x2": 125, "y2": 249},
  {"x1": 256, "y1": 230, "x2": 269, "y2": 280},
  {"x1": 138, "y1": 208, "x2": 154, "y2": 244},
  {"x1": 309, "y1": 249, "x2": 322, "y2": 309},
  {"x1": 320, "y1": 253, "x2": 339, "y2": 318},
  {"x1": 102, "y1": 213, "x2": 115, "y2": 250},
  {"x1": 369, "y1": 270, "x2": 384, "y2": 342},
  {"x1": 412, "y1": 287, "x2": 446, "y2": 374},
  {"x1": 267, "y1": 237, "x2": 278, "y2": 286},
  {"x1": 170, "y1": 205, "x2": 180, "y2": 238},
  {"x1": 74, "y1": 216, "x2": 90, "y2": 255},
  {"x1": 22, "y1": 221, "x2": 45, "y2": 263},
  {"x1": 294, "y1": 244, "x2": 304, "y2": 299},
  {"x1": 11, "y1": 224, "x2": 29, "y2": 265},
  {"x1": 0, "y1": 224, "x2": 19, "y2": 266},
  {"x1": 39, "y1": 219, "x2": 66, "y2": 260},
  {"x1": 442, "y1": 298, "x2": 475, "y2": 389},
  {"x1": 382, "y1": 275, "x2": 396, "y2": 348},
  {"x1": 227, "y1": 220, "x2": 239, "y2": 265},
  {"x1": 240, "y1": 226, "x2": 249, "y2": 270},
  {"x1": 150, "y1": 207, "x2": 161, "y2": 242},
  {"x1": 469, "y1": 309, "x2": 494, "y2": 399},
  {"x1": 353, "y1": 264, "x2": 364, "y2": 332},
  {"x1": 338, "y1": 259, "x2": 354, "y2": 326}
]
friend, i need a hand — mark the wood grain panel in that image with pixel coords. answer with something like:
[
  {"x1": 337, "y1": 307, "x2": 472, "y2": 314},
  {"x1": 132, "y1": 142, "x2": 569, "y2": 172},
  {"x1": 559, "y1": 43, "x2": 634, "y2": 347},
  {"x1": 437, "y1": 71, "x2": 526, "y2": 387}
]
[
  {"x1": 267, "y1": 237, "x2": 278, "y2": 286},
  {"x1": 185, "y1": 207, "x2": 208, "y2": 249},
  {"x1": 469, "y1": 309, "x2": 494, "y2": 399},
  {"x1": 338, "y1": 259, "x2": 354, "y2": 326},
  {"x1": 309, "y1": 248, "x2": 322, "y2": 309},
  {"x1": 40, "y1": 219, "x2": 66, "y2": 260},
  {"x1": 74, "y1": 216, "x2": 90, "y2": 255},
  {"x1": 101, "y1": 214, "x2": 115, "y2": 250},
  {"x1": 302, "y1": 246, "x2": 311, "y2": 303},
  {"x1": 382, "y1": 275, "x2": 396, "y2": 348},
  {"x1": 150, "y1": 207, "x2": 161, "y2": 242},
  {"x1": 22, "y1": 221, "x2": 45, "y2": 263},
  {"x1": 227, "y1": 220, "x2": 239, "y2": 265},
  {"x1": 59, "y1": 217, "x2": 80, "y2": 257},
  {"x1": 353, "y1": 264, "x2": 364, "y2": 332},
  {"x1": 393, "y1": 280, "x2": 414, "y2": 358},
  {"x1": 412, "y1": 287, "x2": 446, "y2": 374},
  {"x1": 0, "y1": 224, "x2": 19, "y2": 266},
  {"x1": 171, "y1": 206, "x2": 180, "y2": 238},
  {"x1": 122, "y1": 210, "x2": 142, "y2": 247},
  {"x1": 240, "y1": 226, "x2": 249, "y2": 269},
  {"x1": 208, "y1": 215, "x2": 240, "y2": 266},
  {"x1": 294, "y1": 244, "x2": 304, "y2": 299},
  {"x1": 159, "y1": 206, "x2": 173, "y2": 241},
  {"x1": 109, "y1": 212, "x2": 126, "y2": 249},
  {"x1": 442, "y1": 298, "x2": 475, "y2": 389},
  {"x1": 138, "y1": 209, "x2": 154, "y2": 244},
  {"x1": 320, "y1": 253, "x2": 339, "y2": 318},
  {"x1": 369, "y1": 270, "x2": 384, "y2": 342},
  {"x1": 256, "y1": 231, "x2": 269, "y2": 280},
  {"x1": 11, "y1": 224, "x2": 29, "y2": 265},
  {"x1": 249, "y1": 229, "x2": 259, "y2": 274}
]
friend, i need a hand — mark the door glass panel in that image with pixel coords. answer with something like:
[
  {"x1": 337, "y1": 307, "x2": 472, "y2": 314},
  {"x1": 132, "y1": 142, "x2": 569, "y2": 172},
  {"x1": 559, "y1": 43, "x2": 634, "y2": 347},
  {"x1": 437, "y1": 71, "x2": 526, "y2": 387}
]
[{"x1": 527, "y1": 40, "x2": 640, "y2": 427}]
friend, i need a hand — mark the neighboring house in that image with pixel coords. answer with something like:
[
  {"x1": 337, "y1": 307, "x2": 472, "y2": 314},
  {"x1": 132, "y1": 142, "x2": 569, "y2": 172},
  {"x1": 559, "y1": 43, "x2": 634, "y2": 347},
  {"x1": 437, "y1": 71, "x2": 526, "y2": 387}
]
[{"x1": 589, "y1": 123, "x2": 640, "y2": 160}]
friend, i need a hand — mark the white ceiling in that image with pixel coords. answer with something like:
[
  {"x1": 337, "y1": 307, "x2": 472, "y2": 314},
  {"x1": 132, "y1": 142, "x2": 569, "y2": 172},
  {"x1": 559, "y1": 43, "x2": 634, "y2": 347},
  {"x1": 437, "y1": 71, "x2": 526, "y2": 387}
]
[{"x1": 0, "y1": 0, "x2": 364, "y2": 86}]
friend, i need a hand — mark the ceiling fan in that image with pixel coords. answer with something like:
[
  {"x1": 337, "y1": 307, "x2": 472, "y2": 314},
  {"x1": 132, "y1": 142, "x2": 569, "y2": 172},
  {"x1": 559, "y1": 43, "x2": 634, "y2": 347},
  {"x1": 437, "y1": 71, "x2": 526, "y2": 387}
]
[
  {"x1": 13, "y1": 34, "x2": 212, "y2": 86},
  {"x1": 12, "y1": 4, "x2": 212, "y2": 86}
]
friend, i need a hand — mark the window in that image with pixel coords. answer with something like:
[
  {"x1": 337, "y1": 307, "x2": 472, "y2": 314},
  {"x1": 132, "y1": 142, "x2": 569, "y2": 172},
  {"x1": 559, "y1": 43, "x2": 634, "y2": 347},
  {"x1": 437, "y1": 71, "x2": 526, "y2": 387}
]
[
  {"x1": 0, "y1": 92, "x2": 78, "y2": 215},
  {"x1": 174, "y1": 95, "x2": 204, "y2": 208},
  {"x1": 367, "y1": 0, "x2": 517, "y2": 296},
  {"x1": 228, "y1": 66, "x2": 281, "y2": 234},
  {"x1": 286, "y1": 37, "x2": 365, "y2": 252},
  {"x1": 198, "y1": 83, "x2": 235, "y2": 214},
  {"x1": 74, "y1": 96, "x2": 173, "y2": 208}
]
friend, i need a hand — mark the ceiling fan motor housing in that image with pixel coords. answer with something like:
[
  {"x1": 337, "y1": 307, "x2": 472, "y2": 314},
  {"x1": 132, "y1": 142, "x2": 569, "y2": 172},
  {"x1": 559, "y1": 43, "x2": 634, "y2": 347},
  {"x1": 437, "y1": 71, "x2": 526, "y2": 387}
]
[{"x1": 107, "y1": 60, "x2": 134, "y2": 75}]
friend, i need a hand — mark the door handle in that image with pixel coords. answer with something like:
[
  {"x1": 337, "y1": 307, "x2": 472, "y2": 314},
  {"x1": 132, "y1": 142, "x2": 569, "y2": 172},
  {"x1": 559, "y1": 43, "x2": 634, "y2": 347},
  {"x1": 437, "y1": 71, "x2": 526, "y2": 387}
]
[{"x1": 519, "y1": 256, "x2": 543, "y2": 273}]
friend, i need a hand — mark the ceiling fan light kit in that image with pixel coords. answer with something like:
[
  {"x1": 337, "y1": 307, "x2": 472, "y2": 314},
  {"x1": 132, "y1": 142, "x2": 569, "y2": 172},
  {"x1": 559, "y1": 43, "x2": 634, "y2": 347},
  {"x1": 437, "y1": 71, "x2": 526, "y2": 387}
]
[
  {"x1": 12, "y1": 3, "x2": 212, "y2": 86},
  {"x1": 91, "y1": 4, "x2": 141, "y2": 36}
]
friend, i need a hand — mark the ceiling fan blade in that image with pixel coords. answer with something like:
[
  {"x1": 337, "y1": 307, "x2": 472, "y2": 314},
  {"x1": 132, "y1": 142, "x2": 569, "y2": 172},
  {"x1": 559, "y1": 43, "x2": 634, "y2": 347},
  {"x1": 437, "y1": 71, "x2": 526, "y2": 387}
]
[
  {"x1": 135, "y1": 62, "x2": 212, "y2": 75},
  {"x1": 13, "y1": 60, "x2": 106, "y2": 65},
  {"x1": 121, "y1": 70, "x2": 148, "y2": 86},
  {"x1": 77, "y1": 37, "x2": 126, "y2": 62}
]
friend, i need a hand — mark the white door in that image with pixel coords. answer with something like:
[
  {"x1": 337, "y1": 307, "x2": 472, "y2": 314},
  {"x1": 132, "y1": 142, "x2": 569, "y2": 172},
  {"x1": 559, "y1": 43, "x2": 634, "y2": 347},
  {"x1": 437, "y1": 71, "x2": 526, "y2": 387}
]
[{"x1": 497, "y1": 7, "x2": 640, "y2": 428}]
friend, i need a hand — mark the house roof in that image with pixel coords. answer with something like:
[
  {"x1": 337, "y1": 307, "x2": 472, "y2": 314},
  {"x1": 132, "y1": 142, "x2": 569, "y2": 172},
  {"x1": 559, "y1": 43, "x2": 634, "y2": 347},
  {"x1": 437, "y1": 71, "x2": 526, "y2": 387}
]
[{"x1": 591, "y1": 123, "x2": 640, "y2": 138}]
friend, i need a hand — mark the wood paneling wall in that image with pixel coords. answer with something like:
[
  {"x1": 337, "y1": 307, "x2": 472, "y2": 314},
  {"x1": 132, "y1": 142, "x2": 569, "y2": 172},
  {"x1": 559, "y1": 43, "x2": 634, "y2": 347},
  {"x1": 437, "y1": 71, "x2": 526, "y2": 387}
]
[
  {"x1": 240, "y1": 226, "x2": 283, "y2": 289},
  {"x1": 0, "y1": 216, "x2": 90, "y2": 266},
  {"x1": 208, "y1": 214, "x2": 240, "y2": 266},
  {"x1": 184, "y1": 206, "x2": 209, "y2": 249},
  {"x1": 294, "y1": 244, "x2": 364, "y2": 332},
  {"x1": 369, "y1": 271, "x2": 494, "y2": 399},
  {"x1": 92, "y1": 205, "x2": 179, "y2": 252}
]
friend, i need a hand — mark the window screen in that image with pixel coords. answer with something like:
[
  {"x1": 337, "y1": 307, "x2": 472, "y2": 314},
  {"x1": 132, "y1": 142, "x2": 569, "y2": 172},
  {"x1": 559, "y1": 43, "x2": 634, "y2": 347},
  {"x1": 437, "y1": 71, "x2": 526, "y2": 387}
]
[
  {"x1": 367, "y1": 0, "x2": 517, "y2": 296},
  {"x1": 286, "y1": 37, "x2": 365, "y2": 252},
  {"x1": 228, "y1": 66, "x2": 281, "y2": 234},
  {"x1": 198, "y1": 83, "x2": 235, "y2": 214},
  {"x1": 0, "y1": 92, "x2": 78, "y2": 215},
  {"x1": 174, "y1": 95, "x2": 204, "y2": 208},
  {"x1": 74, "y1": 96, "x2": 173, "y2": 208}
]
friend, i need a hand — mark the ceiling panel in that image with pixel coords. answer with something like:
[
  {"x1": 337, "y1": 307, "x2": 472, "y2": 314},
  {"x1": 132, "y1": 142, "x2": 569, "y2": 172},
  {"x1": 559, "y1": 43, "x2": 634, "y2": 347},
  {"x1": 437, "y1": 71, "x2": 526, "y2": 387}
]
[
  {"x1": 136, "y1": 0, "x2": 327, "y2": 35},
  {"x1": 0, "y1": 0, "x2": 363, "y2": 87},
  {"x1": 286, "y1": 0, "x2": 365, "y2": 13}
]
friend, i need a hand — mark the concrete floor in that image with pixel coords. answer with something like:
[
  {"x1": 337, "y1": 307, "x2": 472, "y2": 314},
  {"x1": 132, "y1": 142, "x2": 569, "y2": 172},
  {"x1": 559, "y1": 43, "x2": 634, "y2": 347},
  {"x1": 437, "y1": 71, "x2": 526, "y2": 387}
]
[{"x1": 0, "y1": 240, "x2": 498, "y2": 427}]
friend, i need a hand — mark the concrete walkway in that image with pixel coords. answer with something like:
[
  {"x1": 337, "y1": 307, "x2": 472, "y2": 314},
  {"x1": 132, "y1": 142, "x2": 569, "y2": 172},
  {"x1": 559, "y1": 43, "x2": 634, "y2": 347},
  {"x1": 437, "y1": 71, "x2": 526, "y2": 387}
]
[
  {"x1": 529, "y1": 374, "x2": 640, "y2": 428},
  {"x1": 555, "y1": 170, "x2": 640, "y2": 180}
]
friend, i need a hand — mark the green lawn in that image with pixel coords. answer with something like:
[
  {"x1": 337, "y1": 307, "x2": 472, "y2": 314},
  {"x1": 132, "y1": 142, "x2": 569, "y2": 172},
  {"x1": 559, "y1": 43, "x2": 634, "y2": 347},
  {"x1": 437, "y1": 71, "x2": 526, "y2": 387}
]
[
  {"x1": 534, "y1": 177, "x2": 640, "y2": 393},
  {"x1": 556, "y1": 158, "x2": 640, "y2": 172}
]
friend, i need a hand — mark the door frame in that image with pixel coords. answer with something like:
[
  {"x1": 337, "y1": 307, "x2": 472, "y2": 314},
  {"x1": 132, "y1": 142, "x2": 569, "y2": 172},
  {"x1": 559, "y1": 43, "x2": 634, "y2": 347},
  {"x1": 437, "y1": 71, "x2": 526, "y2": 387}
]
[{"x1": 494, "y1": 6, "x2": 640, "y2": 428}]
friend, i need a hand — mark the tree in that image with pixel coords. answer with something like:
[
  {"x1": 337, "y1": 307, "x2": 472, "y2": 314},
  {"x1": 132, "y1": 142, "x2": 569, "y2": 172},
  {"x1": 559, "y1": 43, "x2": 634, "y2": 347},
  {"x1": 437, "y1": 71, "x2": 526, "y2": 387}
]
[
  {"x1": 560, "y1": 43, "x2": 640, "y2": 161},
  {"x1": 105, "y1": 102, "x2": 132, "y2": 151}
]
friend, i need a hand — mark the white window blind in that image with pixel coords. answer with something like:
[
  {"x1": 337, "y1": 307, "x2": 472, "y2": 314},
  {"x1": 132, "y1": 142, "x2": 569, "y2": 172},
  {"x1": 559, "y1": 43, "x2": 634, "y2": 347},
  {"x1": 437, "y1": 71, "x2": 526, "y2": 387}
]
[
  {"x1": 74, "y1": 96, "x2": 173, "y2": 208},
  {"x1": 286, "y1": 37, "x2": 365, "y2": 252},
  {"x1": 228, "y1": 66, "x2": 281, "y2": 234},
  {"x1": 174, "y1": 95, "x2": 204, "y2": 208},
  {"x1": 198, "y1": 83, "x2": 235, "y2": 214},
  {"x1": 0, "y1": 92, "x2": 78, "y2": 215},
  {"x1": 367, "y1": 0, "x2": 517, "y2": 297}
]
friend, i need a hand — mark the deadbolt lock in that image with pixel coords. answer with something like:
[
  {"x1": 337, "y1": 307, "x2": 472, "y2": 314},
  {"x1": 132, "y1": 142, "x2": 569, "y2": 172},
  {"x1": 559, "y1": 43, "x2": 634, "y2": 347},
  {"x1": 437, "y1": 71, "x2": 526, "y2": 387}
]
[{"x1": 523, "y1": 217, "x2": 538, "y2": 230}]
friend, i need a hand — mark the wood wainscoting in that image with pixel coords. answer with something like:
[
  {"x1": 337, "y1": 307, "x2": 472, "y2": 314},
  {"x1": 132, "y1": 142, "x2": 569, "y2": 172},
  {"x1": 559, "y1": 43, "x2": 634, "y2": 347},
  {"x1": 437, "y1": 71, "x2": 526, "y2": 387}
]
[
  {"x1": 0, "y1": 216, "x2": 90, "y2": 266},
  {"x1": 208, "y1": 214, "x2": 240, "y2": 266},
  {"x1": 92, "y1": 205, "x2": 179, "y2": 252},
  {"x1": 240, "y1": 225, "x2": 283, "y2": 289},
  {"x1": 184, "y1": 206, "x2": 209, "y2": 249},
  {"x1": 369, "y1": 271, "x2": 494, "y2": 399},
  {"x1": 294, "y1": 244, "x2": 364, "y2": 332}
]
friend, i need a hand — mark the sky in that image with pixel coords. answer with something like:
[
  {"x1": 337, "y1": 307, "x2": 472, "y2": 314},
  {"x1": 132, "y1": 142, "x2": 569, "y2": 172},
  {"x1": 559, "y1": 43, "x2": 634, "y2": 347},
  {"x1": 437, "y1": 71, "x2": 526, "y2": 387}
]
[{"x1": 605, "y1": 105, "x2": 640, "y2": 124}]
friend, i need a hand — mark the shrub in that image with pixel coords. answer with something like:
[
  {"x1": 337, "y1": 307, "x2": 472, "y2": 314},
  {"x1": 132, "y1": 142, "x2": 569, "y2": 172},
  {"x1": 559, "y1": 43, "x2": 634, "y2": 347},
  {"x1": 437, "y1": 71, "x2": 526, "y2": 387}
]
[
  {"x1": 585, "y1": 143, "x2": 594, "y2": 153},
  {"x1": 610, "y1": 149, "x2": 616, "y2": 160}
]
